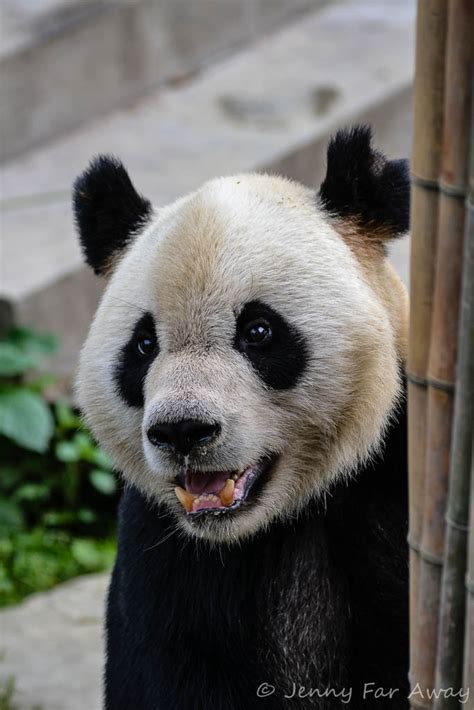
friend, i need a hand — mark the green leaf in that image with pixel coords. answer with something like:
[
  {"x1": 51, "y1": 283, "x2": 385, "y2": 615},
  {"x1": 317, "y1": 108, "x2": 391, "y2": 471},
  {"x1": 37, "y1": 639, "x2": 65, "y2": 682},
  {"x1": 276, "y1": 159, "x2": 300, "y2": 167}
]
[
  {"x1": 54, "y1": 400, "x2": 81, "y2": 430},
  {"x1": 89, "y1": 469, "x2": 116, "y2": 495},
  {"x1": 0, "y1": 388, "x2": 54, "y2": 452},
  {"x1": 0, "y1": 536, "x2": 14, "y2": 557},
  {"x1": 0, "y1": 328, "x2": 58, "y2": 378},
  {"x1": 41, "y1": 510, "x2": 76, "y2": 527},
  {"x1": 0, "y1": 342, "x2": 37, "y2": 376},
  {"x1": 0, "y1": 467, "x2": 22, "y2": 491},
  {"x1": 0, "y1": 499, "x2": 25, "y2": 535},
  {"x1": 28, "y1": 374, "x2": 57, "y2": 393},
  {"x1": 66, "y1": 431, "x2": 112, "y2": 469},
  {"x1": 74, "y1": 431, "x2": 95, "y2": 456},
  {"x1": 85, "y1": 444, "x2": 113, "y2": 469},
  {"x1": 13, "y1": 483, "x2": 49, "y2": 503},
  {"x1": 71, "y1": 539, "x2": 103, "y2": 569},
  {"x1": 78, "y1": 508, "x2": 96, "y2": 524},
  {"x1": 55, "y1": 440, "x2": 81, "y2": 462},
  {"x1": 7, "y1": 328, "x2": 58, "y2": 355}
]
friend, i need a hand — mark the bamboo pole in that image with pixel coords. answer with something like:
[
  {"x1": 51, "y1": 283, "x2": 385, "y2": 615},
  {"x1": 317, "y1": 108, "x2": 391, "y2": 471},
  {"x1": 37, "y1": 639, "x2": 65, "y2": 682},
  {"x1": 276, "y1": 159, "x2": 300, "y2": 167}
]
[
  {"x1": 464, "y1": 433, "x2": 474, "y2": 690},
  {"x1": 462, "y1": 81, "x2": 474, "y2": 695},
  {"x1": 435, "y1": 58, "x2": 474, "y2": 708},
  {"x1": 408, "y1": 2, "x2": 448, "y2": 702},
  {"x1": 414, "y1": 1, "x2": 473, "y2": 704}
]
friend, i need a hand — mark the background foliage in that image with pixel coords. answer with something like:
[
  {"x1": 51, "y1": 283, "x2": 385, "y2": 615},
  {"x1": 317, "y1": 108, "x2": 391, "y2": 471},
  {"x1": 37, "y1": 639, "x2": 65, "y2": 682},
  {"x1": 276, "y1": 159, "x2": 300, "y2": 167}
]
[{"x1": 0, "y1": 327, "x2": 118, "y2": 607}]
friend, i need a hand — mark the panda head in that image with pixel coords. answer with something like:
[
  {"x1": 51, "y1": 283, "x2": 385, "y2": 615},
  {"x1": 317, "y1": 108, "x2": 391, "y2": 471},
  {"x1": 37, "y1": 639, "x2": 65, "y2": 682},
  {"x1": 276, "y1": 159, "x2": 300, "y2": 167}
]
[{"x1": 74, "y1": 125, "x2": 409, "y2": 544}]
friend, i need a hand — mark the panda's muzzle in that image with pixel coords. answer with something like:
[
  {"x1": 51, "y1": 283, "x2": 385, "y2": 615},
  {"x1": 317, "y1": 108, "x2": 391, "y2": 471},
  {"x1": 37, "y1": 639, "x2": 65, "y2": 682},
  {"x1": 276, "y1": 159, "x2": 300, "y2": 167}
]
[
  {"x1": 146, "y1": 417, "x2": 277, "y2": 516},
  {"x1": 173, "y1": 455, "x2": 277, "y2": 517}
]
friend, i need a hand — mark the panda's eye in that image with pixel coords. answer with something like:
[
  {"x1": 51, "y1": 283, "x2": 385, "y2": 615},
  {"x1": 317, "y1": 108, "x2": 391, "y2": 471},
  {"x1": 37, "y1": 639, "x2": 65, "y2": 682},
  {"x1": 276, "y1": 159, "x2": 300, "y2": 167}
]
[
  {"x1": 243, "y1": 319, "x2": 272, "y2": 346},
  {"x1": 136, "y1": 334, "x2": 156, "y2": 357}
]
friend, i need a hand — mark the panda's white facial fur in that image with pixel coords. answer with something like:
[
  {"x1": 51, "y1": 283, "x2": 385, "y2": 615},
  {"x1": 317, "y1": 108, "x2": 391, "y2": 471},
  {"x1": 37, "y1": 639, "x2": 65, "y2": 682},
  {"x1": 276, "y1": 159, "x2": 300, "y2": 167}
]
[{"x1": 75, "y1": 126, "x2": 409, "y2": 544}]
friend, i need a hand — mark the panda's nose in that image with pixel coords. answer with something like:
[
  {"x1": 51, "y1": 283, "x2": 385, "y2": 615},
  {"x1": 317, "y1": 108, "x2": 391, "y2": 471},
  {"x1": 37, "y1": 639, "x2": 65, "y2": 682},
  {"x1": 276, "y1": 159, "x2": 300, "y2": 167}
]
[{"x1": 146, "y1": 419, "x2": 221, "y2": 456}]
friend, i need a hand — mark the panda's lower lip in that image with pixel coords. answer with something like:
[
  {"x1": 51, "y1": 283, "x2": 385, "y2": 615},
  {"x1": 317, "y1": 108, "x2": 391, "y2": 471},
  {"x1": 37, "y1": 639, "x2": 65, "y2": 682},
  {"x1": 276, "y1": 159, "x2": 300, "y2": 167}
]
[{"x1": 174, "y1": 455, "x2": 277, "y2": 519}]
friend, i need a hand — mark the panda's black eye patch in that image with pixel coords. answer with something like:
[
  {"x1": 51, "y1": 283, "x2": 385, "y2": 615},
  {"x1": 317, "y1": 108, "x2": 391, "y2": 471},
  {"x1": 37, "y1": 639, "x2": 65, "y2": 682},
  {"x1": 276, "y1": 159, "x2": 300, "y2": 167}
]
[
  {"x1": 234, "y1": 301, "x2": 308, "y2": 390},
  {"x1": 114, "y1": 312, "x2": 158, "y2": 408}
]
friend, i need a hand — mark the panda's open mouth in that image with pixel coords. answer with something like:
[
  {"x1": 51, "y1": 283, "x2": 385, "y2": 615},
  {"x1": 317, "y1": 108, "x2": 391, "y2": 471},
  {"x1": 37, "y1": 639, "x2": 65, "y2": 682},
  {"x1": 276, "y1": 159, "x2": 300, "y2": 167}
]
[{"x1": 173, "y1": 455, "x2": 277, "y2": 518}]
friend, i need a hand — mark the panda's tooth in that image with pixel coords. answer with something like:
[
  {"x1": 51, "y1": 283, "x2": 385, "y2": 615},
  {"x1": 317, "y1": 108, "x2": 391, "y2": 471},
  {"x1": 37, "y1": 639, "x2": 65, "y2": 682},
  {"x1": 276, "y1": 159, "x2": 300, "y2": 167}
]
[
  {"x1": 219, "y1": 478, "x2": 235, "y2": 506},
  {"x1": 174, "y1": 486, "x2": 195, "y2": 512}
]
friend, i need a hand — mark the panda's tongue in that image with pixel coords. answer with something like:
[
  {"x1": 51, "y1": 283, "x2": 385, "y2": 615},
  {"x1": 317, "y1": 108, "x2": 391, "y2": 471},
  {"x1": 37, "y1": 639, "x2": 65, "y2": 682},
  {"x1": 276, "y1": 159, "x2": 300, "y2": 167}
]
[{"x1": 186, "y1": 470, "x2": 229, "y2": 495}]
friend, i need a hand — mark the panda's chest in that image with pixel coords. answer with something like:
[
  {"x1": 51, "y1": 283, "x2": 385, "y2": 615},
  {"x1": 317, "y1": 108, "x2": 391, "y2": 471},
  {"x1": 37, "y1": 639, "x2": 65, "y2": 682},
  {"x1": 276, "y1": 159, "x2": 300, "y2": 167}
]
[{"x1": 133, "y1": 497, "x2": 348, "y2": 677}]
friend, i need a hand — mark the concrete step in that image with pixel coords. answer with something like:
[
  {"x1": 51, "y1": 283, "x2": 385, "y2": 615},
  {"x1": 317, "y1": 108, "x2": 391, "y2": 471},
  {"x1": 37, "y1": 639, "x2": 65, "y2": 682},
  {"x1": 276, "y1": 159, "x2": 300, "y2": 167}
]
[
  {"x1": 0, "y1": 0, "x2": 415, "y2": 377},
  {"x1": 0, "y1": 573, "x2": 108, "y2": 710},
  {"x1": 0, "y1": 0, "x2": 324, "y2": 161}
]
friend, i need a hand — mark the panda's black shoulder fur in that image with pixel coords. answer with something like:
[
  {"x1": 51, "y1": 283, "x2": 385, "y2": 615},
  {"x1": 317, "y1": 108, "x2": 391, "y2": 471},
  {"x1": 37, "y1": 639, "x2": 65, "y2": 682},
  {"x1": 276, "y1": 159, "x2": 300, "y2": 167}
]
[
  {"x1": 105, "y1": 393, "x2": 409, "y2": 710},
  {"x1": 73, "y1": 155, "x2": 152, "y2": 275},
  {"x1": 318, "y1": 125, "x2": 410, "y2": 237}
]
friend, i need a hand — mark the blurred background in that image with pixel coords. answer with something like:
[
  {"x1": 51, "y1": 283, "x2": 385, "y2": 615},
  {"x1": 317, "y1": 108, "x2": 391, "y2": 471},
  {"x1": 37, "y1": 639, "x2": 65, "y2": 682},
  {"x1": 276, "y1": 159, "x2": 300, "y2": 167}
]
[{"x1": 0, "y1": 1, "x2": 415, "y2": 708}]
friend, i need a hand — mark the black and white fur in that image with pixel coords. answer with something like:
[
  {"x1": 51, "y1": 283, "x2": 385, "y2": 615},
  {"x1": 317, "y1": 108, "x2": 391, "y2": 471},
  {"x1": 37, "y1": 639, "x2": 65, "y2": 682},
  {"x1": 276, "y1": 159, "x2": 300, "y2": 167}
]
[{"x1": 74, "y1": 125, "x2": 410, "y2": 709}]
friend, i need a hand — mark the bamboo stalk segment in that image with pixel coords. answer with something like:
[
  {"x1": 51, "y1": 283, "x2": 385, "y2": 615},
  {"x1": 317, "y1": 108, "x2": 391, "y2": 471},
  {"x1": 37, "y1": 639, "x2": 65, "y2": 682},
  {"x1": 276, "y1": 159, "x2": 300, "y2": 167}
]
[
  {"x1": 461, "y1": 80, "x2": 474, "y2": 694},
  {"x1": 464, "y1": 434, "x2": 474, "y2": 689},
  {"x1": 414, "y1": 1, "x2": 473, "y2": 704},
  {"x1": 435, "y1": 60, "x2": 474, "y2": 708},
  {"x1": 408, "y1": 2, "x2": 448, "y2": 701}
]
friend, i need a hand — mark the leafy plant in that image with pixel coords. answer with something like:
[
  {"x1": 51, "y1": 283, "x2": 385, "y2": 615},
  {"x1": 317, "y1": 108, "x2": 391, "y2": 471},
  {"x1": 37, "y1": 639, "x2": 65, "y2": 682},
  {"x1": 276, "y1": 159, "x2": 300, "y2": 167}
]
[
  {"x1": 0, "y1": 669, "x2": 42, "y2": 710},
  {"x1": 0, "y1": 329, "x2": 57, "y2": 453},
  {"x1": 0, "y1": 674, "x2": 17, "y2": 710},
  {"x1": 0, "y1": 327, "x2": 118, "y2": 607}
]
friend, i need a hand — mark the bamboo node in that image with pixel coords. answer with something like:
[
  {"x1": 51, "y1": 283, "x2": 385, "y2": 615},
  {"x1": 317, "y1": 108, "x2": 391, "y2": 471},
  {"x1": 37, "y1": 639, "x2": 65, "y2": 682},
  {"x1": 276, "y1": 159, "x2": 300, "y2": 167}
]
[
  {"x1": 407, "y1": 536, "x2": 421, "y2": 552},
  {"x1": 411, "y1": 173, "x2": 439, "y2": 191},
  {"x1": 406, "y1": 372, "x2": 455, "y2": 393},
  {"x1": 438, "y1": 179, "x2": 468, "y2": 199},
  {"x1": 444, "y1": 515, "x2": 469, "y2": 532},
  {"x1": 418, "y1": 548, "x2": 444, "y2": 567}
]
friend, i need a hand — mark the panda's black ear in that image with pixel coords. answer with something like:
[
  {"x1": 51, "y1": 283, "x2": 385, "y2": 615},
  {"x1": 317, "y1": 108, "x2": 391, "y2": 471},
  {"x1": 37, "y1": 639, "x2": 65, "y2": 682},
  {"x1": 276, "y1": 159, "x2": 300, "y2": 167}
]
[
  {"x1": 73, "y1": 155, "x2": 152, "y2": 275},
  {"x1": 318, "y1": 125, "x2": 410, "y2": 239}
]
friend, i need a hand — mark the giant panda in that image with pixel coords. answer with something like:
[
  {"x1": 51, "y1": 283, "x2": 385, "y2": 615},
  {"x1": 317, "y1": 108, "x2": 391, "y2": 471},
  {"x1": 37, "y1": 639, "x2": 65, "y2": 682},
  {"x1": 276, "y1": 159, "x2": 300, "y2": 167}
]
[{"x1": 74, "y1": 125, "x2": 410, "y2": 710}]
